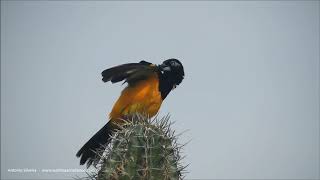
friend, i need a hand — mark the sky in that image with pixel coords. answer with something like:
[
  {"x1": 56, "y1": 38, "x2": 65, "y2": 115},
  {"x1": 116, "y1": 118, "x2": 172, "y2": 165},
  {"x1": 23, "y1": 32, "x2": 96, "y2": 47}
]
[{"x1": 1, "y1": 1, "x2": 319, "y2": 179}]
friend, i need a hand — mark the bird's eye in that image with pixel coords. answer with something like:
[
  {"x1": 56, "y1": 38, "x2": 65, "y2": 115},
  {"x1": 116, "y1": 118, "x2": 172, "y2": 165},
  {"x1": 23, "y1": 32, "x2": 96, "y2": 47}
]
[
  {"x1": 172, "y1": 84, "x2": 177, "y2": 89},
  {"x1": 170, "y1": 61, "x2": 180, "y2": 67}
]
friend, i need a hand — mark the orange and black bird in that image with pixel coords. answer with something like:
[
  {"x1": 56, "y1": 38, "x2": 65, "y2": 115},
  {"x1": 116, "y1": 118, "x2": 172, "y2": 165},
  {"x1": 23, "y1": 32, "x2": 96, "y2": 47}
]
[{"x1": 76, "y1": 58, "x2": 184, "y2": 167}]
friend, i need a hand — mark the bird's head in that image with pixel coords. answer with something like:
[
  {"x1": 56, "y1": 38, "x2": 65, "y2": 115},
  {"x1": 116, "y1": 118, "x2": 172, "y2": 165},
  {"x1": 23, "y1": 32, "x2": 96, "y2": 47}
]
[{"x1": 159, "y1": 58, "x2": 185, "y2": 88}]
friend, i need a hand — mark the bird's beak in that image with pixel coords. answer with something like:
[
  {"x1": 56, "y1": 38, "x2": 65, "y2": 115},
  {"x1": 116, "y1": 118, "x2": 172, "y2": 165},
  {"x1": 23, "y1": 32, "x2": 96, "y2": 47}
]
[{"x1": 159, "y1": 64, "x2": 171, "y2": 72}]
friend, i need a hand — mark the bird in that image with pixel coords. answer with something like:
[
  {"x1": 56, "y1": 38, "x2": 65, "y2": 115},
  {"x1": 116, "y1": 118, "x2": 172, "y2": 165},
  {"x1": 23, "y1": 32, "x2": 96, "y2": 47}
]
[{"x1": 76, "y1": 58, "x2": 185, "y2": 167}]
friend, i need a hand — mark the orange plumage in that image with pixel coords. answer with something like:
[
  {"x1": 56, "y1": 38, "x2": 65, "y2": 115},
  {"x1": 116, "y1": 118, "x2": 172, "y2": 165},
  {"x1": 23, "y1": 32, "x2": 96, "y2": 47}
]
[{"x1": 109, "y1": 74, "x2": 163, "y2": 121}]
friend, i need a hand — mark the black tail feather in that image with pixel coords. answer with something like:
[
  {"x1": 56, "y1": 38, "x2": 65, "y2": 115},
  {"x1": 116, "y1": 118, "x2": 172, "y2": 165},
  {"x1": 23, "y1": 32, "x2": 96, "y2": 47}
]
[{"x1": 76, "y1": 121, "x2": 117, "y2": 167}]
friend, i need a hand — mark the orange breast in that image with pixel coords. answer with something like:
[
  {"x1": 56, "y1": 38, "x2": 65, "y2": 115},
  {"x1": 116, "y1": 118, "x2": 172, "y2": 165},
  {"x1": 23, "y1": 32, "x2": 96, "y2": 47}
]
[{"x1": 109, "y1": 74, "x2": 163, "y2": 121}]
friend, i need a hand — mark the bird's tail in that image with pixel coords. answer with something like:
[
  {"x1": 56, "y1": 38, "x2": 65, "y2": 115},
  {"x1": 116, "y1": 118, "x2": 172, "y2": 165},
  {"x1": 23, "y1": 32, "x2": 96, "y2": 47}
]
[{"x1": 76, "y1": 121, "x2": 117, "y2": 167}]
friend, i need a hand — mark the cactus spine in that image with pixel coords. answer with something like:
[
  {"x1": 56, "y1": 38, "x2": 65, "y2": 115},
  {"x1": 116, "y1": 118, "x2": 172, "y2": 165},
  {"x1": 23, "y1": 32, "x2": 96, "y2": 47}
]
[{"x1": 84, "y1": 114, "x2": 186, "y2": 180}]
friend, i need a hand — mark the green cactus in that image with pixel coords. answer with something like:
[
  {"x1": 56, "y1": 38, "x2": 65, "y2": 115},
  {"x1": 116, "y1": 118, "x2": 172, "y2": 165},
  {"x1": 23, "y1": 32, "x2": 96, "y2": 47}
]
[{"x1": 84, "y1": 114, "x2": 186, "y2": 180}]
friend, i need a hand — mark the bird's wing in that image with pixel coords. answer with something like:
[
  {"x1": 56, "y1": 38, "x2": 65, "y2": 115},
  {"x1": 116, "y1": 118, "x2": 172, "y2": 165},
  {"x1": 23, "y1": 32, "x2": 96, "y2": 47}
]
[{"x1": 101, "y1": 61, "x2": 157, "y2": 86}]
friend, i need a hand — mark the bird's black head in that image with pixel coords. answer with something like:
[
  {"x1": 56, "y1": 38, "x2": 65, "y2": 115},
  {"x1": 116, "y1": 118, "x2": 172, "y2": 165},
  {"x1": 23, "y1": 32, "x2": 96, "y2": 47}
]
[{"x1": 158, "y1": 58, "x2": 184, "y2": 99}]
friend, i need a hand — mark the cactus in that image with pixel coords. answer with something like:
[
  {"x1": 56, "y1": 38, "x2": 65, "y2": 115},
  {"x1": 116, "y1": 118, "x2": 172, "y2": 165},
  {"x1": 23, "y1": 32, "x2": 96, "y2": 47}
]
[{"x1": 83, "y1": 114, "x2": 187, "y2": 180}]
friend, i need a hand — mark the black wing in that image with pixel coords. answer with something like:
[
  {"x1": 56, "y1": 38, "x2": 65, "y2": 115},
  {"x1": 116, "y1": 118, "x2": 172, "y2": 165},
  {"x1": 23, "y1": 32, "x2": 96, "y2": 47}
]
[{"x1": 101, "y1": 60, "x2": 156, "y2": 85}]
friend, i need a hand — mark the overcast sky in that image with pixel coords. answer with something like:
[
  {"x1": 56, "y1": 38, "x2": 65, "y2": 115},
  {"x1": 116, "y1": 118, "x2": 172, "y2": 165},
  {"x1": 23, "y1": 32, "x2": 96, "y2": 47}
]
[{"x1": 1, "y1": 1, "x2": 319, "y2": 179}]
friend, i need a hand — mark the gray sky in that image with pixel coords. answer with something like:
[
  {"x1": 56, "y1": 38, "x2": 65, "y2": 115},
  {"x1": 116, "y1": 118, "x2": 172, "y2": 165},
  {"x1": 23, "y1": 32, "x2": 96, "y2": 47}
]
[{"x1": 1, "y1": 1, "x2": 319, "y2": 179}]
